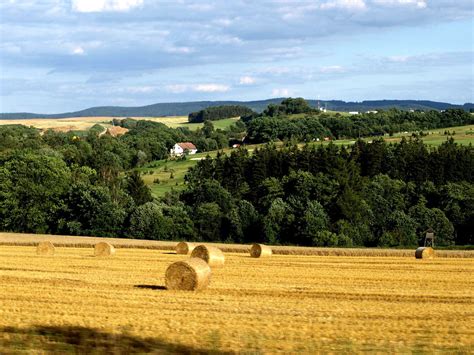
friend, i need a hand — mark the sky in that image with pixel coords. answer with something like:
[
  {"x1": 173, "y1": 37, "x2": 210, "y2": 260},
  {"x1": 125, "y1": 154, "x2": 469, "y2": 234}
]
[{"x1": 0, "y1": 0, "x2": 473, "y2": 113}]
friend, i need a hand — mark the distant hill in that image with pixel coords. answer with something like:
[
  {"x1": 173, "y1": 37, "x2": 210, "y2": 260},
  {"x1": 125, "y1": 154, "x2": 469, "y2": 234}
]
[{"x1": 1, "y1": 99, "x2": 472, "y2": 120}]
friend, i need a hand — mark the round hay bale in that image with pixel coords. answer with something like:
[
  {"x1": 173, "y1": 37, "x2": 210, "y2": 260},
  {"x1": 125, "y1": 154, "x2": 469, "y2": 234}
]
[
  {"x1": 94, "y1": 242, "x2": 116, "y2": 257},
  {"x1": 175, "y1": 242, "x2": 196, "y2": 255},
  {"x1": 415, "y1": 247, "x2": 435, "y2": 259},
  {"x1": 250, "y1": 243, "x2": 272, "y2": 258},
  {"x1": 191, "y1": 245, "x2": 225, "y2": 268},
  {"x1": 165, "y1": 258, "x2": 211, "y2": 291},
  {"x1": 36, "y1": 241, "x2": 55, "y2": 256}
]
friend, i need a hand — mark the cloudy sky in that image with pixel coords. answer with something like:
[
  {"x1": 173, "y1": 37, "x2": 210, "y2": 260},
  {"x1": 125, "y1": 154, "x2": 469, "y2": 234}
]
[{"x1": 0, "y1": 0, "x2": 473, "y2": 113}]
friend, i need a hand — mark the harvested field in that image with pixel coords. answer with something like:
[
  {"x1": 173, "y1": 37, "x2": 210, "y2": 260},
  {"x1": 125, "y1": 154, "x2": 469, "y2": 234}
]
[
  {"x1": 0, "y1": 233, "x2": 473, "y2": 258},
  {"x1": 0, "y1": 245, "x2": 473, "y2": 352},
  {"x1": 0, "y1": 116, "x2": 240, "y2": 132},
  {"x1": 0, "y1": 117, "x2": 114, "y2": 131}
]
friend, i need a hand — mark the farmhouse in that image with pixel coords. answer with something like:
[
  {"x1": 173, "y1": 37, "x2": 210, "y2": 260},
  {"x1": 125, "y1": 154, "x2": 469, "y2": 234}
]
[{"x1": 170, "y1": 142, "x2": 197, "y2": 156}]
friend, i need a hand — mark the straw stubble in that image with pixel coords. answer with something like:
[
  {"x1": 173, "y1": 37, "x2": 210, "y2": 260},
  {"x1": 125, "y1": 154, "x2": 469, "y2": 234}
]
[{"x1": 36, "y1": 241, "x2": 55, "y2": 256}]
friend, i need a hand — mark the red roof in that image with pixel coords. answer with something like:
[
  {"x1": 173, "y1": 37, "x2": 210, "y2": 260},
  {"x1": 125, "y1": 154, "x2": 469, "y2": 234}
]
[{"x1": 177, "y1": 142, "x2": 196, "y2": 150}]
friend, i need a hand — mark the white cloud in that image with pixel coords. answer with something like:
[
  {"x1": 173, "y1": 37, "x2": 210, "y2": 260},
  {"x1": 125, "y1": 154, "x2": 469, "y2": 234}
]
[
  {"x1": 71, "y1": 0, "x2": 143, "y2": 13},
  {"x1": 239, "y1": 76, "x2": 256, "y2": 85},
  {"x1": 371, "y1": 0, "x2": 427, "y2": 8},
  {"x1": 194, "y1": 84, "x2": 230, "y2": 93},
  {"x1": 320, "y1": 65, "x2": 345, "y2": 73},
  {"x1": 72, "y1": 46, "x2": 85, "y2": 55},
  {"x1": 126, "y1": 86, "x2": 155, "y2": 93},
  {"x1": 321, "y1": 0, "x2": 367, "y2": 10},
  {"x1": 164, "y1": 46, "x2": 194, "y2": 54},
  {"x1": 214, "y1": 18, "x2": 234, "y2": 27},
  {"x1": 165, "y1": 84, "x2": 230, "y2": 93},
  {"x1": 272, "y1": 88, "x2": 291, "y2": 96},
  {"x1": 387, "y1": 55, "x2": 409, "y2": 62},
  {"x1": 165, "y1": 84, "x2": 188, "y2": 94}
]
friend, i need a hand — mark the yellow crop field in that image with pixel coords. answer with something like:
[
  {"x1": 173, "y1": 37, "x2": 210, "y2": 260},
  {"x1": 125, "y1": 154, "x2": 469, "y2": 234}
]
[
  {"x1": 0, "y1": 117, "x2": 114, "y2": 131},
  {"x1": 1, "y1": 245, "x2": 473, "y2": 353}
]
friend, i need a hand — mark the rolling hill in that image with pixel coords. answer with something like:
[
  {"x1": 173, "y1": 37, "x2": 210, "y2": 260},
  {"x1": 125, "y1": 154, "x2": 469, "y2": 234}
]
[{"x1": 1, "y1": 99, "x2": 472, "y2": 120}]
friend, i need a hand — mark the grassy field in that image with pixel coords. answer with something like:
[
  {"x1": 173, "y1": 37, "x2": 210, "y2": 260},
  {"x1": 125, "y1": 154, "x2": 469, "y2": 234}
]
[
  {"x1": 0, "y1": 244, "x2": 472, "y2": 353},
  {"x1": 307, "y1": 124, "x2": 474, "y2": 147}
]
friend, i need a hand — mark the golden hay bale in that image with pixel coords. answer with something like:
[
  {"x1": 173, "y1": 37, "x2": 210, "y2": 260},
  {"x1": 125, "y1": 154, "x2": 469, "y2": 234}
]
[
  {"x1": 175, "y1": 242, "x2": 196, "y2": 255},
  {"x1": 36, "y1": 241, "x2": 55, "y2": 256},
  {"x1": 165, "y1": 258, "x2": 211, "y2": 291},
  {"x1": 191, "y1": 245, "x2": 225, "y2": 268},
  {"x1": 415, "y1": 247, "x2": 435, "y2": 259},
  {"x1": 250, "y1": 243, "x2": 272, "y2": 258},
  {"x1": 94, "y1": 242, "x2": 116, "y2": 257}
]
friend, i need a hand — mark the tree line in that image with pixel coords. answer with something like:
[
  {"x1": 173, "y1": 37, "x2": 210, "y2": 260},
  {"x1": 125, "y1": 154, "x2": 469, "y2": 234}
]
[
  {"x1": 242, "y1": 98, "x2": 473, "y2": 143},
  {"x1": 188, "y1": 105, "x2": 254, "y2": 123},
  {"x1": 0, "y1": 120, "x2": 242, "y2": 239},
  {"x1": 181, "y1": 139, "x2": 473, "y2": 247}
]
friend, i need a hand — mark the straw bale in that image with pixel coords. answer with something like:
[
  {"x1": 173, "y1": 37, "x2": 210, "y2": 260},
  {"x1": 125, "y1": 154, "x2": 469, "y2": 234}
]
[
  {"x1": 165, "y1": 258, "x2": 211, "y2": 291},
  {"x1": 36, "y1": 241, "x2": 55, "y2": 256},
  {"x1": 191, "y1": 245, "x2": 225, "y2": 268},
  {"x1": 175, "y1": 242, "x2": 196, "y2": 255},
  {"x1": 250, "y1": 243, "x2": 272, "y2": 258},
  {"x1": 94, "y1": 242, "x2": 116, "y2": 257},
  {"x1": 415, "y1": 247, "x2": 435, "y2": 259}
]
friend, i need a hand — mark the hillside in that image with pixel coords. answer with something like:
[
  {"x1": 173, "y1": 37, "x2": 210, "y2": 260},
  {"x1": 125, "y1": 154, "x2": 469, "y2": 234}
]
[{"x1": 1, "y1": 99, "x2": 473, "y2": 119}]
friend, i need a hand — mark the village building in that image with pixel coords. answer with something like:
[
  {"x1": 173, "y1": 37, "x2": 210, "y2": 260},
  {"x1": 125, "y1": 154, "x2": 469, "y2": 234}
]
[{"x1": 170, "y1": 142, "x2": 197, "y2": 156}]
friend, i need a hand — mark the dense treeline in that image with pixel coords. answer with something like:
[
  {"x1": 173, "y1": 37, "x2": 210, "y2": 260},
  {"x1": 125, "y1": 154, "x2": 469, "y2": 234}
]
[
  {"x1": 181, "y1": 140, "x2": 473, "y2": 247},
  {"x1": 0, "y1": 100, "x2": 473, "y2": 247},
  {"x1": 0, "y1": 121, "x2": 242, "y2": 238},
  {"x1": 244, "y1": 98, "x2": 473, "y2": 143},
  {"x1": 188, "y1": 105, "x2": 254, "y2": 123}
]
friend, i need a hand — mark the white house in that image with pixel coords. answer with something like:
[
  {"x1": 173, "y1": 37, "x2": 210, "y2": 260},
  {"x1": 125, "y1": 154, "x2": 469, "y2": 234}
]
[{"x1": 170, "y1": 142, "x2": 197, "y2": 156}]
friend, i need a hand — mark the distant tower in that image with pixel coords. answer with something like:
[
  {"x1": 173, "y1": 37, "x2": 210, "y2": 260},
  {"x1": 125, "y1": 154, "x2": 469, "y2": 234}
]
[{"x1": 424, "y1": 228, "x2": 434, "y2": 247}]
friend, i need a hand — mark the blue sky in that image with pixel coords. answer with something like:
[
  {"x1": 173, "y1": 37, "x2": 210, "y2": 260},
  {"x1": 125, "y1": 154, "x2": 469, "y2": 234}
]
[{"x1": 0, "y1": 0, "x2": 473, "y2": 113}]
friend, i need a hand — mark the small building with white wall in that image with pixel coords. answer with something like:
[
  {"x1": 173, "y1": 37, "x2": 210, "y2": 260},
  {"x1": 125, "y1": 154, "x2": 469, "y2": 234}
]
[{"x1": 170, "y1": 142, "x2": 197, "y2": 156}]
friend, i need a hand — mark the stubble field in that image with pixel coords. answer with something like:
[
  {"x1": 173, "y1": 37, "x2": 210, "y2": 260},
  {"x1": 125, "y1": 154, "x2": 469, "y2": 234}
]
[
  {"x1": 1, "y1": 245, "x2": 473, "y2": 353},
  {"x1": 0, "y1": 116, "x2": 239, "y2": 132}
]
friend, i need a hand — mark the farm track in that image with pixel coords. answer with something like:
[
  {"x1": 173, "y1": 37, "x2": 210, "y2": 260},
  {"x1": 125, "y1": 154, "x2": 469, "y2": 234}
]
[
  {"x1": 0, "y1": 232, "x2": 473, "y2": 258},
  {"x1": 0, "y1": 246, "x2": 473, "y2": 352}
]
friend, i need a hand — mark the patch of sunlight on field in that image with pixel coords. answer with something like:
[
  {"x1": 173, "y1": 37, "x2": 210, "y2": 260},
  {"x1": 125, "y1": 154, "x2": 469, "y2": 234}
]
[{"x1": 0, "y1": 246, "x2": 473, "y2": 353}]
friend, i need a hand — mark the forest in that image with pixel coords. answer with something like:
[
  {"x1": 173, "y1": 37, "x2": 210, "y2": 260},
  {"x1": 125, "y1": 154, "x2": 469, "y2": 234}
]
[
  {"x1": 0, "y1": 99, "x2": 473, "y2": 247},
  {"x1": 243, "y1": 99, "x2": 473, "y2": 143},
  {"x1": 188, "y1": 105, "x2": 254, "y2": 123}
]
